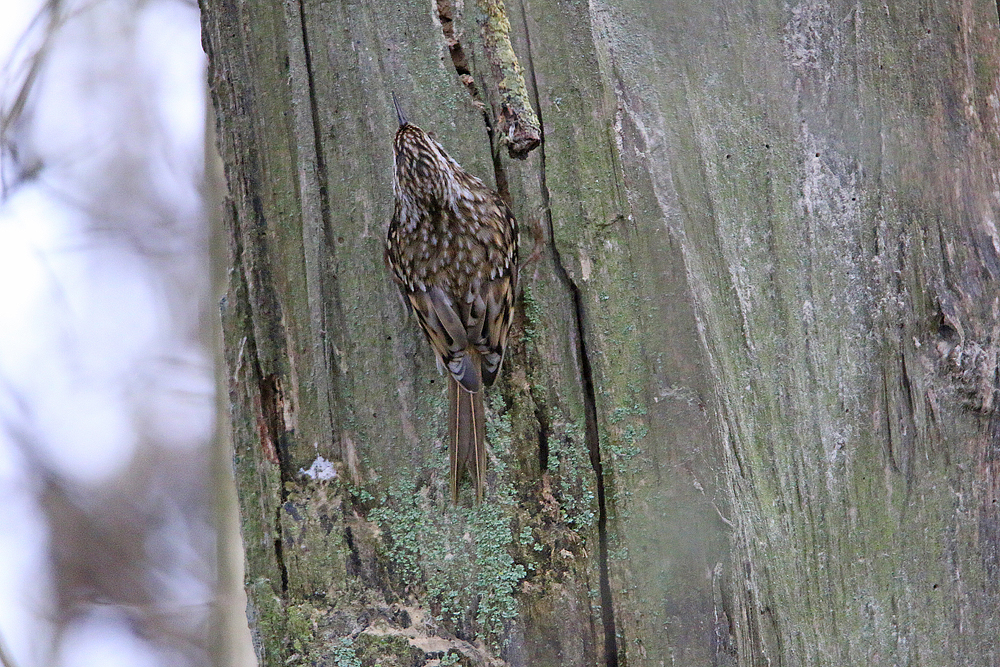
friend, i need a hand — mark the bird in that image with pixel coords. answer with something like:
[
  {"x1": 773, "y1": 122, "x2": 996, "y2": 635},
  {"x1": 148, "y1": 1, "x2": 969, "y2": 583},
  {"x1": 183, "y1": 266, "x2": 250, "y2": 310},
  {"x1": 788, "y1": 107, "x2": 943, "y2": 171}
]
[{"x1": 385, "y1": 94, "x2": 518, "y2": 503}]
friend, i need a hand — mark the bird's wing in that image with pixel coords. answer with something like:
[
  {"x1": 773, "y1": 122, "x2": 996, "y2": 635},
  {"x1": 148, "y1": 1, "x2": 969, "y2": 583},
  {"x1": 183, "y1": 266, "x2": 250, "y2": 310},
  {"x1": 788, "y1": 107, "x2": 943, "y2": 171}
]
[{"x1": 409, "y1": 286, "x2": 481, "y2": 392}]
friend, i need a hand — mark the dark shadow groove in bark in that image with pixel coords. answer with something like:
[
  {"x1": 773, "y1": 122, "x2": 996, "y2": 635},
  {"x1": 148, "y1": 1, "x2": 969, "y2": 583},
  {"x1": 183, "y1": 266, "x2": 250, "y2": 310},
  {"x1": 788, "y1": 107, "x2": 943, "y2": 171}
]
[
  {"x1": 291, "y1": 0, "x2": 344, "y2": 446},
  {"x1": 535, "y1": 402, "x2": 550, "y2": 471},
  {"x1": 570, "y1": 281, "x2": 620, "y2": 667},
  {"x1": 295, "y1": 0, "x2": 329, "y2": 226},
  {"x1": 258, "y1": 374, "x2": 287, "y2": 475},
  {"x1": 435, "y1": 0, "x2": 492, "y2": 130},
  {"x1": 517, "y1": 7, "x2": 619, "y2": 665},
  {"x1": 436, "y1": 0, "x2": 479, "y2": 92},
  {"x1": 435, "y1": 0, "x2": 519, "y2": 209},
  {"x1": 273, "y1": 534, "x2": 289, "y2": 594}
]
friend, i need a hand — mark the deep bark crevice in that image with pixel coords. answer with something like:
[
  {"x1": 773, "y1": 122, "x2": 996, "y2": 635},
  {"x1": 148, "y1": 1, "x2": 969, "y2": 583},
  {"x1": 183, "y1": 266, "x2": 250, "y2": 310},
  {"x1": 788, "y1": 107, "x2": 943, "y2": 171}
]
[
  {"x1": 296, "y1": 0, "x2": 330, "y2": 226},
  {"x1": 229, "y1": 190, "x2": 293, "y2": 604},
  {"x1": 569, "y1": 280, "x2": 620, "y2": 667},
  {"x1": 436, "y1": 0, "x2": 478, "y2": 87},
  {"x1": 259, "y1": 373, "x2": 291, "y2": 595},
  {"x1": 435, "y1": 0, "x2": 493, "y2": 132},
  {"x1": 258, "y1": 375, "x2": 287, "y2": 473},
  {"x1": 273, "y1": 534, "x2": 289, "y2": 594},
  {"x1": 292, "y1": 0, "x2": 344, "y2": 449},
  {"x1": 435, "y1": 0, "x2": 516, "y2": 211},
  {"x1": 518, "y1": 7, "x2": 619, "y2": 665},
  {"x1": 295, "y1": 0, "x2": 336, "y2": 305},
  {"x1": 535, "y1": 402, "x2": 550, "y2": 471},
  {"x1": 435, "y1": 0, "x2": 538, "y2": 197}
]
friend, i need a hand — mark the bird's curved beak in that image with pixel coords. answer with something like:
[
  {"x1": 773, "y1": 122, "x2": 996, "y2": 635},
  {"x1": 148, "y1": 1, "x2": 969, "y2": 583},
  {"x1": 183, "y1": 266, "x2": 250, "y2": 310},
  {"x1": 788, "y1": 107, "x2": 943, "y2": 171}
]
[{"x1": 392, "y1": 92, "x2": 408, "y2": 127}]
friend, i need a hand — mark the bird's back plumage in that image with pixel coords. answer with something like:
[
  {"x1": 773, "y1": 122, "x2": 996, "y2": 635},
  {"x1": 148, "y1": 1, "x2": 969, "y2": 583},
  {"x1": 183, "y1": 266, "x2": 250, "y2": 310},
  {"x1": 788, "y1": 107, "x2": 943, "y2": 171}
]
[{"x1": 386, "y1": 115, "x2": 517, "y2": 503}]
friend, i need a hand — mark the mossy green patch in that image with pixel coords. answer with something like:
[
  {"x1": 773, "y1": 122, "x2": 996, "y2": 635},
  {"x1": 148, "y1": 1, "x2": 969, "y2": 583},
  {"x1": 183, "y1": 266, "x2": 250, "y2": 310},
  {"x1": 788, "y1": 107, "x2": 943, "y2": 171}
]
[
  {"x1": 606, "y1": 403, "x2": 647, "y2": 476},
  {"x1": 331, "y1": 636, "x2": 362, "y2": 667},
  {"x1": 546, "y1": 420, "x2": 597, "y2": 530},
  {"x1": 521, "y1": 283, "x2": 542, "y2": 344},
  {"x1": 365, "y1": 393, "x2": 527, "y2": 648}
]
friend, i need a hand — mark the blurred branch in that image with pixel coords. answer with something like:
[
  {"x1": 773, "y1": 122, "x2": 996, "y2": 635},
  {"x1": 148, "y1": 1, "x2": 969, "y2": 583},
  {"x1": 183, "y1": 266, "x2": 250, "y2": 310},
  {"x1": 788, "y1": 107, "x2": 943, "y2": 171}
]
[
  {"x1": 0, "y1": 631, "x2": 21, "y2": 667},
  {"x1": 0, "y1": 0, "x2": 54, "y2": 196}
]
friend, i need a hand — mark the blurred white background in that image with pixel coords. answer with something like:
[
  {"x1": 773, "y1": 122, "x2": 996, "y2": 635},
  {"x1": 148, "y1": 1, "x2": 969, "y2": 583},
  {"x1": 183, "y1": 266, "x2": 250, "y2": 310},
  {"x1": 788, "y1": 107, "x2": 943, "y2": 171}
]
[{"x1": 0, "y1": 0, "x2": 254, "y2": 665}]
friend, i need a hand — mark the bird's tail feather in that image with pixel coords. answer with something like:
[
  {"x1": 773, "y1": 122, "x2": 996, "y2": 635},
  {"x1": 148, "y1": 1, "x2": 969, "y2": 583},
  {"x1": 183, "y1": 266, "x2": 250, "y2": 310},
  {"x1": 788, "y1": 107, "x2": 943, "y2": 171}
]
[{"x1": 449, "y1": 375, "x2": 485, "y2": 503}]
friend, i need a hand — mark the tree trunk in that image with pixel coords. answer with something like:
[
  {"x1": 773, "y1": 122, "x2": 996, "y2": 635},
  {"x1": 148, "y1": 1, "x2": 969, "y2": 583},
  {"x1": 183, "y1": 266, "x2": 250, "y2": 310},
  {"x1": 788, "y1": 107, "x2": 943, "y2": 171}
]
[{"x1": 200, "y1": 0, "x2": 1000, "y2": 664}]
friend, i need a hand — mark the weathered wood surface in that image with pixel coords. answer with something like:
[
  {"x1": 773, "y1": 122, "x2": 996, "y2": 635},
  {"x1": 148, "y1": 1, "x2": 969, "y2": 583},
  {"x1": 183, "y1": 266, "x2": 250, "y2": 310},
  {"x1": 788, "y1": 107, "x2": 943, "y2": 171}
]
[{"x1": 201, "y1": 0, "x2": 1000, "y2": 664}]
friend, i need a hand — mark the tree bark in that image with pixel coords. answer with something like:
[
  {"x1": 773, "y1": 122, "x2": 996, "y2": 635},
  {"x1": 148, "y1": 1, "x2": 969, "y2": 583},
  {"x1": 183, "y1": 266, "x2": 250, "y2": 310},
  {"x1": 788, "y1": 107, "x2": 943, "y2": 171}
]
[{"x1": 200, "y1": 0, "x2": 1000, "y2": 664}]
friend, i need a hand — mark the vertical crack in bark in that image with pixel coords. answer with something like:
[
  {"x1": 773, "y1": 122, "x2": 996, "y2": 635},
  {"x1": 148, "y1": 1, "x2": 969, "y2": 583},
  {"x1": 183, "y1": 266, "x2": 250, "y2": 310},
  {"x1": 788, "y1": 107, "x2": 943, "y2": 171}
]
[
  {"x1": 295, "y1": 0, "x2": 339, "y2": 337},
  {"x1": 258, "y1": 373, "x2": 291, "y2": 594},
  {"x1": 535, "y1": 403, "x2": 550, "y2": 470},
  {"x1": 517, "y1": 6, "x2": 619, "y2": 666},
  {"x1": 263, "y1": 0, "x2": 334, "y2": 604},
  {"x1": 436, "y1": 0, "x2": 484, "y2": 103},
  {"x1": 273, "y1": 535, "x2": 289, "y2": 594},
  {"x1": 291, "y1": 0, "x2": 348, "y2": 446},
  {"x1": 436, "y1": 0, "x2": 538, "y2": 169},
  {"x1": 258, "y1": 375, "x2": 289, "y2": 480},
  {"x1": 230, "y1": 186, "x2": 292, "y2": 599},
  {"x1": 572, "y1": 282, "x2": 620, "y2": 667},
  {"x1": 435, "y1": 0, "x2": 513, "y2": 206},
  {"x1": 296, "y1": 1, "x2": 330, "y2": 226}
]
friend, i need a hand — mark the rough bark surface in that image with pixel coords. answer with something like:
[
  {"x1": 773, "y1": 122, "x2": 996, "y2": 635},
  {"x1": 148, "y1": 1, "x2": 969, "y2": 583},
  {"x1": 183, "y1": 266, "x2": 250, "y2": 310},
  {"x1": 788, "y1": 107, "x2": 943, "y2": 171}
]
[{"x1": 201, "y1": 0, "x2": 1000, "y2": 665}]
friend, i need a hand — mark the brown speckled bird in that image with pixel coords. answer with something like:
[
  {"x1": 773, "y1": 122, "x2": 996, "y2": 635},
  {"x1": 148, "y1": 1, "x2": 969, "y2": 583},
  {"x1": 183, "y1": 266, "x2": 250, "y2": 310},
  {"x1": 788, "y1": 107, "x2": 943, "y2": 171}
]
[{"x1": 385, "y1": 95, "x2": 518, "y2": 503}]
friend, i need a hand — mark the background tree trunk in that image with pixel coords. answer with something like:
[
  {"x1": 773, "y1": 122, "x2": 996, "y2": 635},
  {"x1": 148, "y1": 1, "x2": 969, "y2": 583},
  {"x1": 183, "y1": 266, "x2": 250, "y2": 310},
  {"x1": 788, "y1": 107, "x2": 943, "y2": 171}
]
[{"x1": 200, "y1": 0, "x2": 1000, "y2": 664}]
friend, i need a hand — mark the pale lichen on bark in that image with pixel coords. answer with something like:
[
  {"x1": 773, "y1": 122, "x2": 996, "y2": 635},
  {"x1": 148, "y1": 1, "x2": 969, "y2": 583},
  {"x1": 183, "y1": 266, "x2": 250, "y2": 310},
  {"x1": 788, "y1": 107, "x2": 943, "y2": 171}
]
[{"x1": 476, "y1": 0, "x2": 541, "y2": 158}]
